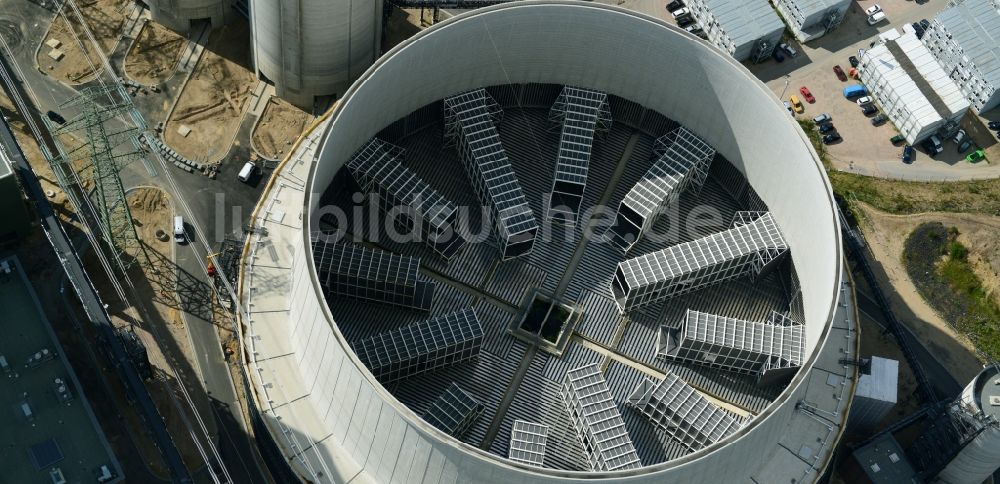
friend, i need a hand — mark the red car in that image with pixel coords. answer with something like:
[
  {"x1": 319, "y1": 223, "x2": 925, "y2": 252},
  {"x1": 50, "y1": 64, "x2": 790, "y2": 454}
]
[
  {"x1": 833, "y1": 65, "x2": 847, "y2": 82},
  {"x1": 799, "y1": 86, "x2": 815, "y2": 103}
]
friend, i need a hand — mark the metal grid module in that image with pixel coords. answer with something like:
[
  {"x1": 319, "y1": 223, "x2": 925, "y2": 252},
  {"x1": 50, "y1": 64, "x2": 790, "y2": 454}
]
[
  {"x1": 350, "y1": 308, "x2": 484, "y2": 384},
  {"x1": 443, "y1": 89, "x2": 538, "y2": 260},
  {"x1": 656, "y1": 310, "x2": 804, "y2": 385},
  {"x1": 547, "y1": 86, "x2": 611, "y2": 224},
  {"x1": 561, "y1": 363, "x2": 643, "y2": 471},
  {"x1": 612, "y1": 211, "x2": 787, "y2": 311},
  {"x1": 509, "y1": 420, "x2": 549, "y2": 467},
  {"x1": 312, "y1": 235, "x2": 435, "y2": 310},
  {"x1": 423, "y1": 382, "x2": 486, "y2": 438},
  {"x1": 607, "y1": 127, "x2": 715, "y2": 251},
  {"x1": 627, "y1": 373, "x2": 741, "y2": 452},
  {"x1": 347, "y1": 138, "x2": 466, "y2": 260}
]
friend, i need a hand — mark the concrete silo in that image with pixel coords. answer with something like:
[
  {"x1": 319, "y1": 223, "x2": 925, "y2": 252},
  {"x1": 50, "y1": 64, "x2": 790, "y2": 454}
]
[
  {"x1": 250, "y1": 0, "x2": 383, "y2": 109},
  {"x1": 146, "y1": 0, "x2": 233, "y2": 33},
  {"x1": 936, "y1": 365, "x2": 1000, "y2": 484}
]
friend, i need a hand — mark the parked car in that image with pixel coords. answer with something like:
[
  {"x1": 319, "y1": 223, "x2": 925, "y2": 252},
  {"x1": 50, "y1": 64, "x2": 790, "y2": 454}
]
[
  {"x1": 671, "y1": 7, "x2": 690, "y2": 18},
  {"x1": 780, "y1": 43, "x2": 798, "y2": 57},
  {"x1": 957, "y1": 139, "x2": 972, "y2": 153},
  {"x1": 865, "y1": 4, "x2": 883, "y2": 16},
  {"x1": 912, "y1": 22, "x2": 926, "y2": 39},
  {"x1": 988, "y1": 120, "x2": 1000, "y2": 130},
  {"x1": 819, "y1": 123, "x2": 835, "y2": 133},
  {"x1": 868, "y1": 11, "x2": 887, "y2": 25},
  {"x1": 823, "y1": 132, "x2": 842, "y2": 144},
  {"x1": 967, "y1": 149, "x2": 985, "y2": 162},
  {"x1": 813, "y1": 113, "x2": 831, "y2": 124},
  {"x1": 871, "y1": 114, "x2": 887, "y2": 126},
  {"x1": 856, "y1": 96, "x2": 873, "y2": 105},
  {"x1": 790, "y1": 95, "x2": 804, "y2": 113},
  {"x1": 953, "y1": 129, "x2": 967, "y2": 145},
  {"x1": 919, "y1": 19, "x2": 930, "y2": 31},
  {"x1": 902, "y1": 145, "x2": 914, "y2": 163},
  {"x1": 684, "y1": 24, "x2": 702, "y2": 34},
  {"x1": 783, "y1": 101, "x2": 793, "y2": 115},
  {"x1": 861, "y1": 104, "x2": 877, "y2": 116},
  {"x1": 890, "y1": 134, "x2": 906, "y2": 144},
  {"x1": 772, "y1": 48, "x2": 785, "y2": 62},
  {"x1": 677, "y1": 16, "x2": 696, "y2": 27},
  {"x1": 833, "y1": 65, "x2": 847, "y2": 81},
  {"x1": 849, "y1": 56, "x2": 860, "y2": 68},
  {"x1": 666, "y1": 0, "x2": 684, "y2": 11},
  {"x1": 921, "y1": 135, "x2": 943, "y2": 155},
  {"x1": 799, "y1": 86, "x2": 815, "y2": 103},
  {"x1": 843, "y1": 84, "x2": 866, "y2": 98},
  {"x1": 46, "y1": 111, "x2": 65, "y2": 124}
]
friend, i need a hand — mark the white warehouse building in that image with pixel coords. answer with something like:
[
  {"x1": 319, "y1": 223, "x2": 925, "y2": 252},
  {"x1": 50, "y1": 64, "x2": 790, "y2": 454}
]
[
  {"x1": 686, "y1": 0, "x2": 785, "y2": 63},
  {"x1": 921, "y1": 0, "x2": 1000, "y2": 113},
  {"x1": 859, "y1": 32, "x2": 970, "y2": 145},
  {"x1": 773, "y1": 0, "x2": 851, "y2": 43}
]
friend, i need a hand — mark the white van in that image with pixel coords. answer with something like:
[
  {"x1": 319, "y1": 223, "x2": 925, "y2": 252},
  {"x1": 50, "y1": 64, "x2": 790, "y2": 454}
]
[
  {"x1": 174, "y1": 216, "x2": 185, "y2": 243},
  {"x1": 238, "y1": 162, "x2": 256, "y2": 183},
  {"x1": 867, "y1": 11, "x2": 886, "y2": 25}
]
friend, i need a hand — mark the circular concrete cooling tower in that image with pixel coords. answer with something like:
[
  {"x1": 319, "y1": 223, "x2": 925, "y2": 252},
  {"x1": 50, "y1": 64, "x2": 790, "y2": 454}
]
[{"x1": 250, "y1": 2, "x2": 849, "y2": 483}]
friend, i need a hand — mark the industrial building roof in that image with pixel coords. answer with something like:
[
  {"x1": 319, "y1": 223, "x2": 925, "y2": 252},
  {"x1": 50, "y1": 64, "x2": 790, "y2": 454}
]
[
  {"x1": 703, "y1": 0, "x2": 785, "y2": 46},
  {"x1": 784, "y1": 0, "x2": 846, "y2": 16},
  {"x1": 936, "y1": 0, "x2": 1000, "y2": 90},
  {"x1": 862, "y1": 33, "x2": 970, "y2": 127},
  {"x1": 852, "y1": 434, "x2": 917, "y2": 484},
  {"x1": 855, "y1": 356, "x2": 898, "y2": 405}
]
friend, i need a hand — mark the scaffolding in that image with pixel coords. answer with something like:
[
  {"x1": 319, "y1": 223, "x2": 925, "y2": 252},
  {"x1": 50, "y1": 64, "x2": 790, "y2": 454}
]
[
  {"x1": 443, "y1": 89, "x2": 537, "y2": 260},
  {"x1": 611, "y1": 211, "x2": 787, "y2": 312},
  {"x1": 627, "y1": 373, "x2": 741, "y2": 452},
  {"x1": 561, "y1": 363, "x2": 642, "y2": 471},
  {"x1": 347, "y1": 138, "x2": 466, "y2": 260},
  {"x1": 656, "y1": 310, "x2": 804, "y2": 385},
  {"x1": 423, "y1": 382, "x2": 485, "y2": 438},
  {"x1": 351, "y1": 308, "x2": 483, "y2": 384},
  {"x1": 508, "y1": 420, "x2": 548, "y2": 467},
  {"x1": 48, "y1": 86, "x2": 149, "y2": 268},
  {"x1": 312, "y1": 235, "x2": 435, "y2": 310},
  {"x1": 546, "y1": 86, "x2": 611, "y2": 225},
  {"x1": 606, "y1": 127, "x2": 715, "y2": 251}
]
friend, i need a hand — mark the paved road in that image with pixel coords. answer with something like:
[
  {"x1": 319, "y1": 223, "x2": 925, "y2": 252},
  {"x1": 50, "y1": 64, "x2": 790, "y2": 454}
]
[
  {"x1": 0, "y1": 52, "x2": 192, "y2": 481},
  {"x1": 0, "y1": 1, "x2": 271, "y2": 481}
]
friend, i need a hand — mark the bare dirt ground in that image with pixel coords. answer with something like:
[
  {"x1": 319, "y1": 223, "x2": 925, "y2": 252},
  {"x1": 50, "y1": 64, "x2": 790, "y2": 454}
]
[
  {"x1": 37, "y1": 0, "x2": 129, "y2": 84},
  {"x1": 250, "y1": 96, "x2": 312, "y2": 160},
  {"x1": 123, "y1": 19, "x2": 185, "y2": 86},
  {"x1": 855, "y1": 203, "x2": 991, "y2": 383},
  {"x1": 164, "y1": 21, "x2": 255, "y2": 163},
  {"x1": 81, "y1": 187, "x2": 218, "y2": 470},
  {"x1": 383, "y1": 7, "x2": 425, "y2": 51}
]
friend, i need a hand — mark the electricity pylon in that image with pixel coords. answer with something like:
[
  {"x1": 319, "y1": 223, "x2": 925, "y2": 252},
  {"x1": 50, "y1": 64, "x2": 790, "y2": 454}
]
[{"x1": 48, "y1": 86, "x2": 150, "y2": 269}]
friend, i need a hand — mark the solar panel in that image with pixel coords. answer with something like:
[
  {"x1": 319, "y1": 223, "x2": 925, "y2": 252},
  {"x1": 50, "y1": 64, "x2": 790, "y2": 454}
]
[
  {"x1": 347, "y1": 138, "x2": 466, "y2": 260},
  {"x1": 547, "y1": 86, "x2": 611, "y2": 224},
  {"x1": 607, "y1": 127, "x2": 715, "y2": 251},
  {"x1": 611, "y1": 211, "x2": 787, "y2": 312},
  {"x1": 509, "y1": 420, "x2": 549, "y2": 467},
  {"x1": 351, "y1": 308, "x2": 483, "y2": 384},
  {"x1": 312, "y1": 235, "x2": 435, "y2": 310},
  {"x1": 444, "y1": 89, "x2": 538, "y2": 260},
  {"x1": 561, "y1": 363, "x2": 643, "y2": 471},
  {"x1": 423, "y1": 382, "x2": 485, "y2": 438},
  {"x1": 626, "y1": 373, "x2": 741, "y2": 452},
  {"x1": 656, "y1": 310, "x2": 804, "y2": 383}
]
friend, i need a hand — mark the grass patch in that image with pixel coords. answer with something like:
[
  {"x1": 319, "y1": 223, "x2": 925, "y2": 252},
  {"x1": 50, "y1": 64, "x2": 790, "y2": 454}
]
[{"x1": 904, "y1": 223, "x2": 1000, "y2": 360}]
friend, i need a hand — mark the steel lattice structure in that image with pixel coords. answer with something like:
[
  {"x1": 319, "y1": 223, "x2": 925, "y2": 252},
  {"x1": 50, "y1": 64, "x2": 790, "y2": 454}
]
[
  {"x1": 546, "y1": 86, "x2": 611, "y2": 225},
  {"x1": 48, "y1": 86, "x2": 148, "y2": 268}
]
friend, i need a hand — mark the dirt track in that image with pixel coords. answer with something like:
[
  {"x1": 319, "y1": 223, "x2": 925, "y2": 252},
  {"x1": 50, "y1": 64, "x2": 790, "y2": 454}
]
[{"x1": 37, "y1": 0, "x2": 129, "y2": 84}]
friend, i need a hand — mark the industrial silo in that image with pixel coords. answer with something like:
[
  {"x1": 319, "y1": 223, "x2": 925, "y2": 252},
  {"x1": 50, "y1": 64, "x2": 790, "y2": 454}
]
[
  {"x1": 146, "y1": 0, "x2": 233, "y2": 33},
  {"x1": 936, "y1": 365, "x2": 1000, "y2": 484},
  {"x1": 250, "y1": 0, "x2": 383, "y2": 109}
]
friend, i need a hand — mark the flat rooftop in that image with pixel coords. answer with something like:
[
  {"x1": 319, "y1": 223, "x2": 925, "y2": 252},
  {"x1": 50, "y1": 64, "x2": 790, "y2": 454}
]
[
  {"x1": 852, "y1": 433, "x2": 917, "y2": 484},
  {"x1": 0, "y1": 256, "x2": 121, "y2": 483},
  {"x1": 936, "y1": 0, "x2": 1000, "y2": 90}
]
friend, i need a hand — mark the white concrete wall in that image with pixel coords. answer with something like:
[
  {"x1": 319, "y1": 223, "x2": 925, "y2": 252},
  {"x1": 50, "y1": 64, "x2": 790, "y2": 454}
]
[
  {"x1": 250, "y1": 0, "x2": 382, "y2": 109},
  {"x1": 282, "y1": 2, "x2": 844, "y2": 482},
  {"x1": 147, "y1": 0, "x2": 232, "y2": 33}
]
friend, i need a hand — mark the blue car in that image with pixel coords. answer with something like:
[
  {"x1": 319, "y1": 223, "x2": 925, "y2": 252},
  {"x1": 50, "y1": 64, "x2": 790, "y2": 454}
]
[
  {"x1": 819, "y1": 123, "x2": 835, "y2": 133},
  {"x1": 902, "y1": 145, "x2": 914, "y2": 163}
]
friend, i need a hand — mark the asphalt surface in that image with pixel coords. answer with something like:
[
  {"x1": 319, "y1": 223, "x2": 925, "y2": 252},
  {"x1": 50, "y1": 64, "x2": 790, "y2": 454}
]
[{"x1": 0, "y1": 1, "x2": 270, "y2": 481}]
